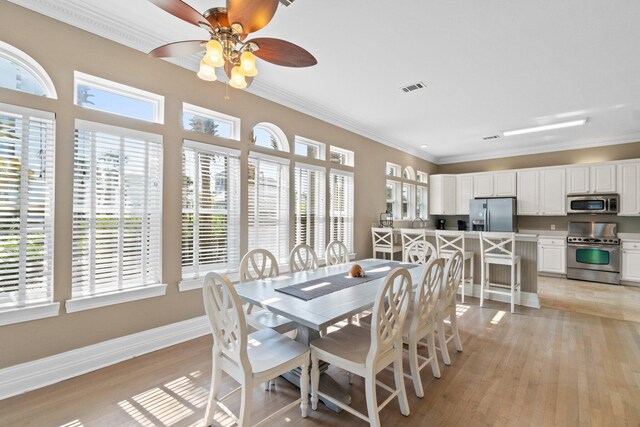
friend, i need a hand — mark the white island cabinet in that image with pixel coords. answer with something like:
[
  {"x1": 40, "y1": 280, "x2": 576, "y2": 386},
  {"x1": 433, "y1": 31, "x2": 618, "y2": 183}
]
[{"x1": 622, "y1": 240, "x2": 640, "y2": 283}]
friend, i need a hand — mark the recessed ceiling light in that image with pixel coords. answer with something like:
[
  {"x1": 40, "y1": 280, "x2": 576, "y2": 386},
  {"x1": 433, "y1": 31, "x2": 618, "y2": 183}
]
[
  {"x1": 502, "y1": 118, "x2": 588, "y2": 136},
  {"x1": 420, "y1": 145, "x2": 429, "y2": 149}
]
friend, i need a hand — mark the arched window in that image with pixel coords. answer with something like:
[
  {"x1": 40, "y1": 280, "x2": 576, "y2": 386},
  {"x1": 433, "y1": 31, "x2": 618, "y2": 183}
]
[
  {"x1": 403, "y1": 166, "x2": 416, "y2": 181},
  {"x1": 0, "y1": 41, "x2": 57, "y2": 98},
  {"x1": 250, "y1": 122, "x2": 289, "y2": 152}
]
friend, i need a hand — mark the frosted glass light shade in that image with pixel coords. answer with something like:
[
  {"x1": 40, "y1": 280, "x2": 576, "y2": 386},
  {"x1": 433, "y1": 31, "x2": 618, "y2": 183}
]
[
  {"x1": 197, "y1": 60, "x2": 217, "y2": 81},
  {"x1": 204, "y1": 39, "x2": 225, "y2": 67},
  {"x1": 229, "y1": 66, "x2": 247, "y2": 89},
  {"x1": 239, "y1": 50, "x2": 258, "y2": 77}
]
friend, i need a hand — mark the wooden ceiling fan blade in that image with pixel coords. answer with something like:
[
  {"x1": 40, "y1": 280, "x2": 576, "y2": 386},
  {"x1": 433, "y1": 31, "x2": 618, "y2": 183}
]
[
  {"x1": 251, "y1": 38, "x2": 317, "y2": 67},
  {"x1": 148, "y1": 40, "x2": 206, "y2": 58},
  {"x1": 148, "y1": 0, "x2": 211, "y2": 30},
  {"x1": 227, "y1": 0, "x2": 279, "y2": 34}
]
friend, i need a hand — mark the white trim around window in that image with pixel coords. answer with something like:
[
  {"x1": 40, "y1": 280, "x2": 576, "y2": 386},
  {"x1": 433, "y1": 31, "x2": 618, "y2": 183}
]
[
  {"x1": 294, "y1": 136, "x2": 326, "y2": 160},
  {"x1": 0, "y1": 303, "x2": 60, "y2": 327},
  {"x1": 0, "y1": 41, "x2": 58, "y2": 98},
  {"x1": 182, "y1": 102, "x2": 240, "y2": 141},
  {"x1": 65, "y1": 284, "x2": 167, "y2": 313}
]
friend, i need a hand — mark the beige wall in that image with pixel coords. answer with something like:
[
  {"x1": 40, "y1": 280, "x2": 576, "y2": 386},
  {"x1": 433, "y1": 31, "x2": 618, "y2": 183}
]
[
  {"x1": 0, "y1": 1, "x2": 435, "y2": 368},
  {"x1": 437, "y1": 141, "x2": 640, "y2": 174}
]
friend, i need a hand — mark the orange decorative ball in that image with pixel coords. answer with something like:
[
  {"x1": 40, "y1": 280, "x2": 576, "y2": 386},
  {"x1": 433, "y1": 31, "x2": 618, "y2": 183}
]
[{"x1": 349, "y1": 264, "x2": 365, "y2": 278}]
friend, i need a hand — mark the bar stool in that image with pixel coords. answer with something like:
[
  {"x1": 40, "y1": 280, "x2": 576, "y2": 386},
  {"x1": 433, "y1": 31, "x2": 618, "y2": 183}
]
[
  {"x1": 371, "y1": 227, "x2": 402, "y2": 260},
  {"x1": 435, "y1": 230, "x2": 474, "y2": 303},
  {"x1": 479, "y1": 232, "x2": 521, "y2": 313},
  {"x1": 400, "y1": 228, "x2": 426, "y2": 262}
]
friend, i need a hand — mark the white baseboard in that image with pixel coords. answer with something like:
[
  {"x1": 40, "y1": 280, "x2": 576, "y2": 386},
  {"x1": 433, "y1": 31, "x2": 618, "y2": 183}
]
[
  {"x1": 461, "y1": 284, "x2": 540, "y2": 309},
  {"x1": 0, "y1": 316, "x2": 210, "y2": 400}
]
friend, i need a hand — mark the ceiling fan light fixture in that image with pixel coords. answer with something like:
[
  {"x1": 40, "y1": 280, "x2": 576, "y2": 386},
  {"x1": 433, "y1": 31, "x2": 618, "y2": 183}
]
[
  {"x1": 197, "y1": 60, "x2": 218, "y2": 81},
  {"x1": 204, "y1": 39, "x2": 225, "y2": 67},
  {"x1": 239, "y1": 50, "x2": 258, "y2": 77},
  {"x1": 229, "y1": 66, "x2": 248, "y2": 89}
]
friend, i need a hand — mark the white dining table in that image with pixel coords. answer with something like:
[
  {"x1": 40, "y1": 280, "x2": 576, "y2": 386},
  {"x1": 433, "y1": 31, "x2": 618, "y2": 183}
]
[{"x1": 233, "y1": 258, "x2": 426, "y2": 412}]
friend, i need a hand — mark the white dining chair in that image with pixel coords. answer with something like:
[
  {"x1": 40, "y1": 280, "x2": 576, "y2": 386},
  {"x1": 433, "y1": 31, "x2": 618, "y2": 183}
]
[
  {"x1": 289, "y1": 243, "x2": 319, "y2": 272},
  {"x1": 310, "y1": 268, "x2": 412, "y2": 426},
  {"x1": 400, "y1": 228, "x2": 426, "y2": 262},
  {"x1": 371, "y1": 227, "x2": 402, "y2": 260},
  {"x1": 435, "y1": 230, "x2": 474, "y2": 303},
  {"x1": 202, "y1": 272, "x2": 310, "y2": 427},
  {"x1": 479, "y1": 232, "x2": 521, "y2": 313},
  {"x1": 404, "y1": 240, "x2": 438, "y2": 265},
  {"x1": 435, "y1": 250, "x2": 464, "y2": 366},
  {"x1": 325, "y1": 240, "x2": 349, "y2": 266}
]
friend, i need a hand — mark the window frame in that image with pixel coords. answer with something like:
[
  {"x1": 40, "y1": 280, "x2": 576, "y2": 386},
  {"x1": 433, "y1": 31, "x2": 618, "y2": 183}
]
[
  {"x1": 386, "y1": 162, "x2": 401, "y2": 177},
  {"x1": 294, "y1": 162, "x2": 326, "y2": 258},
  {"x1": 417, "y1": 171, "x2": 429, "y2": 183},
  {"x1": 402, "y1": 183, "x2": 416, "y2": 219},
  {"x1": 386, "y1": 179, "x2": 401, "y2": 219},
  {"x1": 250, "y1": 122, "x2": 290, "y2": 152},
  {"x1": 182, "y1": 102, "x2": 240, "y2": 141},
  {"x1": 329, "y1": 145, "x2": 354, "y2": 167},
  {"x1": 0, "y1": 41, "x2": 58, "y2": 98},
  {"x1": 329, "y1": 168, "x2": 355, "y2": 253},
  {"x1": 294, "y1": 136, "x2": 326, "y2": 160}
]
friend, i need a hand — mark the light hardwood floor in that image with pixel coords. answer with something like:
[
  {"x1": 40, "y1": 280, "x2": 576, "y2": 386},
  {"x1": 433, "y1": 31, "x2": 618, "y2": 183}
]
[{"x1": 2, "y1": 278, "x2": 640, "y2": 426}]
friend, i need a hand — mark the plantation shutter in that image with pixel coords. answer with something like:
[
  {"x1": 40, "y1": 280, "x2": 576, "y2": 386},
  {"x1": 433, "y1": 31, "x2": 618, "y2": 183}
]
[
  {"x1": 182, "y1": 140, "x2": 240, "y2": 278},
  {"x1": 72, "y1": 120, "x2": 162, "y2": 298},
  {"x1": 330, "y1": 169, "x2": 354, "y2": 253},
  {"x1": 247, "y1": 152, "x2": 289, "y2": 264},
  {"x1": 0, "y1": 103, "x2": 55, "y2": 310},
  {"x1": 294, "y1": 162, "x2": 326, "y2": 257}
]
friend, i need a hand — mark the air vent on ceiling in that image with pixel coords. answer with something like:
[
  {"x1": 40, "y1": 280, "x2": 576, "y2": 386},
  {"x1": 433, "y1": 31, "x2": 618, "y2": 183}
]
[
  {"x1": 279, "y1": 0, "x2": 295, "y2": 6},
  {"x1": 483, "y1": 135, "x2": 501, "y2": 141},
  {"x1": 401, "y1": 81, "x2": 426, "y2": 93}
]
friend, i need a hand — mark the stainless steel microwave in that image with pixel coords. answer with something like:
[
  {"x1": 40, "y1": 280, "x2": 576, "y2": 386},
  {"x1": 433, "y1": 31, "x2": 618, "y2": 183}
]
[{"x1": 567, "y1": 194, "x2": 619, "y2": 214}]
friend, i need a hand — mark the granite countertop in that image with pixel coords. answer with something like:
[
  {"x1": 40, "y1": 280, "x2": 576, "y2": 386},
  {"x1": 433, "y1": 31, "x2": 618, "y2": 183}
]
[{"x1": 393, "y1": 227, "x2": 538, "y2": 242}]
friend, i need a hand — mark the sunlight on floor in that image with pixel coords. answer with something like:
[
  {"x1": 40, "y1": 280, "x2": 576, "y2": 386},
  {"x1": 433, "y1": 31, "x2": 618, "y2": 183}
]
[
  {"x1": 58, "y1": 420, "x2": 83, "y2": 427},
  {"x1": 456, "y1": 304, "x2": 470, "y2": 318},
  {"x1": 491, "y1": 310, "x2": 506, "y2": 325}
]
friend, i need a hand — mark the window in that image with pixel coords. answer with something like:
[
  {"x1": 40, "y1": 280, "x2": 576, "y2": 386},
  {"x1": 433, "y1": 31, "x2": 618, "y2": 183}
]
[
  {"x1": 417, "y1": 171, "x2": 428, "y2": 183},
  {"x1": 402, "y1": 183, "x2": 415, "y2": 219},
  {"x1": 386, "y1": 180, "x2": 400, "y2": 218},
  {"x1": 294, "y1": 163, "x2": 326, "y2": 257},
  {"x1": 248, "y1": 153, "x2": 289, "y2": 263},
  {"x1": 330, "y1": 170, "x2": 354, "y2": 253},
  {"x1": 416, "y1": 185, "x2": 428, "y2": 218},
  {"x1": 329, "y1": 146, "x2": 354, "y2": 167},
  {"x1": 0, "y1": 41, "x2": 57, "y2": 98},
  {"x1": 386, "y1": 162, "x2": 400, "y2": 177},
  {"x1": 403, "y1": 166, "x2": 416, "y2": 181},
  {"x1": 0, "y1": 104, "x2": 55, "y2": 312},
  {"x1": 182, "y1": 141, "x2": 240, "y2": 280},
  {"x1": 70, "y1": 120, "x2": 163, "y2": 305},
  {"x1": 74, "y1": 71, "x2": 164, "y2": 124},
  {"x1": 250, "y1": 122, "x2": 289, "y2": 152},
  {"x1": 182, "y1": 103, "x2": 240, "y2": 140},
  {"x1": 295, "y1": 136, "x2": 325, "y2": 160}
]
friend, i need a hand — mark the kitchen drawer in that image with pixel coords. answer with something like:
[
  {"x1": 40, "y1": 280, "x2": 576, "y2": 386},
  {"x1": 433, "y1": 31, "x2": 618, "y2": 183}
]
[
  {"x1": 622, "y1": 240, "x2": 640, "y2": 250},
  {"x1": 538, "y1": 237, "x2": 566, "y2": 247}
]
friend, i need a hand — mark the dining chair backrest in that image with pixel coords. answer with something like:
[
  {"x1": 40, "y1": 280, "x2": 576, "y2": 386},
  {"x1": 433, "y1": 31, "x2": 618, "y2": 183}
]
[
  {"x1": 325, "y1": 240, "x2": 349, "y2": 266},
  {"x1": 435, "y1": 230, "x2": 466, "y2": 258},
  {"x1": 367, "y1": 267, "x2": 412, "y2": 365},
  {"x1": 479, "y1": 232, "x2": 516, "y2": 262},
  {"x1": 411, "y1": 258, "x2": 444, "y2": 335},
  {"x1": 371, "y1": 227, "x2": 394, "y2": 251},
  {"x1": 440, "y1": 250, "x2": 463, "y2": 310},
  {"x1": 290, "y1": 243, "x2": 319, "y2": 272},
  {"x1": 405, "y1": 240, "x2": 438, "y2": 264},
  {"x1": 400, "y1": 229, "x2": 426, "y2": 261},
  {"x1": 240, "y1": 249, "x2": 280, "y2": 283},
  {"x1": 202, "y1": 272, "x2": 250, "y2": 372}
]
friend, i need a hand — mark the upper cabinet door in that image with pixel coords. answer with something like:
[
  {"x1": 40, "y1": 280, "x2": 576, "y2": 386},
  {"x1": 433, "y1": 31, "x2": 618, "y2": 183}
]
[
  {"x1": 456, "y1": 174, "x2": 474, "y2": 215},
  {"x1": 517, "y1": 169, "x2": 540, "y2": 215},
  {"x1": 474, "y1": 174, "x2": 494, "y2": 198},
  {"x1": 566, "y1": 166, "x2": 590, "y2": 194},
  {"x1": 540, "y1": 168, "x2": 566, "y2": 215},
  {"x1": 443, "y1": 175, "x2": 457, "y2": 215},
  {"x1": 590, "y1": 164, "x2": 616, "y2": 193},
  {"x1": 618, "y1": 163, "x2": 640, "y2": 216},
  {"x1": 494, "y1": 171, "x2": 517, "y2": 197}
]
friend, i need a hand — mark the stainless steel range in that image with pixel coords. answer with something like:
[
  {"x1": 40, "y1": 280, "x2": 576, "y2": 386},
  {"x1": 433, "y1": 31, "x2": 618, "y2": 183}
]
[{"x1": 566, "y1": 222, "x2": 620, "y2": 285}]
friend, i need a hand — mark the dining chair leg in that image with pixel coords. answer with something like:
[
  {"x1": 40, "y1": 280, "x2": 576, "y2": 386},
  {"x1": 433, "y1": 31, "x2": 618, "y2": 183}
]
[
  {"x1": 517, "y1": 260, "x2": 522, "y2": 306},
  {"x1": 511, "y1": 263, "x2": 516, "y2": 314},
  {"x1": 204, "y1": 354, "x2": 221, "y2": 427},
  {"x1": 365, "y1": 372, "x2": 381, "y2": 427},
  {"x1": 300, "y1": 359, "x2": 310, "y2": 417},
  {"x1": 239, "y1": 378, "x2": 253, "y2": 427},
  {"x1": 310, "y1": 353, "x2": 320, "y2": 411},
  {"x1": 479, "y1": 261, "x2": 485, "y2": 307},
  {"x1": 470, "y1": 254, "x2": 475, "y2": 299},
  {"x1": 450, "y1": 313, "x2": 463, "y2": 352},
  {"x1": 408, "y1": 340, "x2": 423, "y2": 398},
  {"x1": 393, "y1": 354, "x2": 410, "y2": 416},
  {"x1": 347, "y1": 372, "x2": 353, "y2": 384},
  {"x1": 437, "y1": 319, "x2": 451, "y2": 365},
  {"x1": 461, "y1": 259, "x2": 466, "y2": 304},
  {"x1": 427, "y1": 332, "x2": 441, "y2": 378}
]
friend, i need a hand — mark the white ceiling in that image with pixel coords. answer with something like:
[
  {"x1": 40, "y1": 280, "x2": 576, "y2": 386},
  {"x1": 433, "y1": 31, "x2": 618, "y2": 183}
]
[{"x1": 9, "y1": 0, "x2": 640, "y2": 163}]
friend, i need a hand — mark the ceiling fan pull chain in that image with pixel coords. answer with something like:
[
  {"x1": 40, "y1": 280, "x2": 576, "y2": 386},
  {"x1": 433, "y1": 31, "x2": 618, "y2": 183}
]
[{"x1": 225, "y1": 80, "x2": 230, "y2": 101}]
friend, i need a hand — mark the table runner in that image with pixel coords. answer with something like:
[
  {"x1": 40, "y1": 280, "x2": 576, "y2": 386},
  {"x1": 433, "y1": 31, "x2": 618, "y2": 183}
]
[{"x1": 275, "y1": 261, "x2": 418, "y2": 301}]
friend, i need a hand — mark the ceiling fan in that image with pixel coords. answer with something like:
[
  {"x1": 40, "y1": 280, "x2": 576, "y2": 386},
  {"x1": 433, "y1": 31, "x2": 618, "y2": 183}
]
[{"x1": 147, "y1": 0, "x2": 317, "y2": 89}]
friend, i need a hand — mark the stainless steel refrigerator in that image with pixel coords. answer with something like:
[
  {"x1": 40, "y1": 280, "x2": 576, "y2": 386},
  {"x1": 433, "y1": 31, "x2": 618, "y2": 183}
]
[{"x1": 469, "y1": 198, "x2": 518, "y2": 232}]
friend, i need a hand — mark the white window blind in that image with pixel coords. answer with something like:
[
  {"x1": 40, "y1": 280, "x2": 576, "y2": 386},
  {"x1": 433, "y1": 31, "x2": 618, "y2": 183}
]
[
  {"x1": 330, "y1": 169, "x2": 354, "y2": 253},
  {"x1": 72, "y1": 120, "x2": 162, "y2": 298},
  {"x1": 0, "y1": 104, "x2": 55, "y2": 310},
  {"x1": 248, "y1": 153, "x2": 289, "y2": 264},
  {"x1": 294, "y1": 163, "x2": 326, "y2": 257},
  {"x1": 182, "y1": 141, "x2": 240, "y2": 278}
]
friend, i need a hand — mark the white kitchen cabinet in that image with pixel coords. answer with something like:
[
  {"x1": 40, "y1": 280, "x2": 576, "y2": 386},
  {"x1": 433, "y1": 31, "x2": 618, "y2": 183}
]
[
  {"x1": 430, "y1": 175, "x2": 456, "y2": 215},
  {"x1": 566, "y1": 164, "x2": 616, "y2": 194},
  {"x1": 516, "y1": 168, "x2": 565, "y2": 215},
  {"x1": 473, "y1": 172, "x2": 516, "y2": 198},
  {"x1": 621, "y1": 240, "x2": 640, "y2": 283},
  {"x1": 617, "y1": 162, "x2": 640, "y2": 216},
  {"x1": 456, "y1": 174, "x2": 474, "y2": 215},
  {"x1": 538, "y1": 237, "x2": 567, "y2": 274}
]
